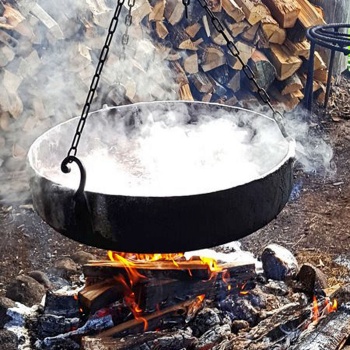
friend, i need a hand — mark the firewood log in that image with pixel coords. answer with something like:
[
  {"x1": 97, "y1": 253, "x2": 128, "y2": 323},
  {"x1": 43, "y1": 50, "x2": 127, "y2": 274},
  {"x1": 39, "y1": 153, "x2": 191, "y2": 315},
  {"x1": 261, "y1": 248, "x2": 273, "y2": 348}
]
[
  {"x1": 240, "y1": 22, "x2": 260, "y2": 43},
  {"x1": 149, "y1": 0, "x2": 165, "y2": 22},
  {"x1": 179, "y1": 84, "x2": 194, "y2": 100},
  {"x1": 268, "y1": 85, "x2": 300, "y2": 111},
  {"x1": 260, "y1": 15, "x2": 286, "y2": 44},
  {"x1": 185, "y1": 23, "x2": 202, "y2": 38},
  {"x1": 222, "y1": 0, "x2": 245, "y2": 22},
  {"x1": 164, "y1": 0, "x2": 185, "y2": 26},
  {"x1": 248, "y1": 50, "x2": 276, "y2": 91},
  {"x1": 268, "y1": 44, "x2": 302, "y2": 81},
  {"x1": 226, "y1": 20, "x2": 250, "y2": 37},
  {"x1": 227, "y1": 70, "x2": 241, "y2": 93},
  {"x1": 234, "y1": 0, "x2": 271, "y2": 25},
  {"x1": 183, "y1": 53, "x2": 199, "y2": 74},
  {"x1": 155, "y1": 21, "x2": 169, "y2": 39},
  {"x1": 286, "y1": 19, "x2": 306, "y2": 43},
  {"x1": 262, "y1": 0, "x2": 301, "y2": 28},
  {"x1": 313, "y1": 68, "x2": 328, "y2": 84},
  {"x1": 276, "y1": 73, "x2": 303, "y2": 95},
  {"x1": 201, "y1": 45, "x2": 226, "y2": 72},
  {"x1": 295, "y1": 0, "x2": 326, "y2": 28},
  {"x1": 170, "y1": 28, "x2": 197, "y2": 50},
  {"x1": 284, "y1": 39, "x2": 310, "y2": 58},
  {"x1": 190, "y1": 72, "x2": 214, "y2": 94}
]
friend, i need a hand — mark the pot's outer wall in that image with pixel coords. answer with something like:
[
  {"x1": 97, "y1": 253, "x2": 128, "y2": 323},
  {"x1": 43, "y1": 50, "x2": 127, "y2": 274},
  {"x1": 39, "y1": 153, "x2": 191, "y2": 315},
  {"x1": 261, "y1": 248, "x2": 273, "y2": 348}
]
[{"x1": 29, "y1": 157, "x2": 293, "y2": 253}]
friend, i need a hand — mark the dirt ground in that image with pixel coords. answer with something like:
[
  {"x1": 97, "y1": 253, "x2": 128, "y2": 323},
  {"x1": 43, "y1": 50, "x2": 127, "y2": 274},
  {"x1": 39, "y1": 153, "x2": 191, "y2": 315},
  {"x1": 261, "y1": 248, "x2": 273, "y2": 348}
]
[{"x1": 0, "y1": 73, "x2": 350, "y2": 296}]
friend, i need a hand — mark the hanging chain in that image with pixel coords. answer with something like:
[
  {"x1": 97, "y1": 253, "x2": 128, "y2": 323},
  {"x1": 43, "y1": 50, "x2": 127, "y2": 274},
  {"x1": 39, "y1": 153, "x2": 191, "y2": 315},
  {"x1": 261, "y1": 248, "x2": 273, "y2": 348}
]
[
  {"x1": 182, "y1": 0, "x2": 190, "y2": 19},
  {"x1": 196, "y1": 0, "x2": 287, "y2": 137},
  {"x1": 64, "y1": 0, "x2": 126, "y2": 160},
  {"x1": 122, "y1": 0, "x2": 136, "y2": 55}
]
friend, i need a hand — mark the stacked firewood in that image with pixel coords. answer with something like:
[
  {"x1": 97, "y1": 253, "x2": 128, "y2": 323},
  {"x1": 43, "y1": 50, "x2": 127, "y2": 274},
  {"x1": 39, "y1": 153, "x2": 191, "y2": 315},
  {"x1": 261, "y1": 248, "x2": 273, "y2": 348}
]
[{"x1": 0, "y1": 0, "x2": 328, "y2": 199}]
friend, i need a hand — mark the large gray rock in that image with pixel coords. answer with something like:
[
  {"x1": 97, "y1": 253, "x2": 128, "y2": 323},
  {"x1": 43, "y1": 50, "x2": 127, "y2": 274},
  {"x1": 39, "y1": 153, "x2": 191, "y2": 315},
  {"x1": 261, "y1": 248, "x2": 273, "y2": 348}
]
[
  {"x1": 5, "y1": 275, "x2": 46, "y2": 307},
  {"x1": 261, "y1": 244, "x2": 299, "y2": 281}
]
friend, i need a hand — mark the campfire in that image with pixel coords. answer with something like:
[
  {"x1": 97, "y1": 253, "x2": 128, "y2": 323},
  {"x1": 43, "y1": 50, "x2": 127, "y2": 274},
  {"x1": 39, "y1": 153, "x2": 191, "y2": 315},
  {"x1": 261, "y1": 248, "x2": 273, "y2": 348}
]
[{"x1": 3, "y1": 242, "x2": 350, "y2": 350}]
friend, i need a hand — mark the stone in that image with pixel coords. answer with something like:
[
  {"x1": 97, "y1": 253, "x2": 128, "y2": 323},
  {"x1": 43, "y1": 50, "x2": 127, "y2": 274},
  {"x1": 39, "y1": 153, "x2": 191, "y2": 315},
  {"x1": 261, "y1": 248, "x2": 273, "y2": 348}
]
[
  {"x1": 28, "y1": 270, "x2": 52, "y2": 289},
  {"x1": 261, "y1": 244, "x2": 299, "y2": 281},
  {"x1": 5, "y1": 275, "x2": 45, "y2": 307},
  {"x1": 70, "y1": 251, "x2": 97, "y2": 265},
  {"x1": 296, "y1": 263, "x2": 328, "y2": 295},
  {"x1": 0, "y1": 297, "x2": 16, "y2": 328},
  {"x1": 0, "y1": 329, "x2": 18, "y2": 350},
  {"x1": 53, "y1": 257, "x2": 78, "y2": 279}
]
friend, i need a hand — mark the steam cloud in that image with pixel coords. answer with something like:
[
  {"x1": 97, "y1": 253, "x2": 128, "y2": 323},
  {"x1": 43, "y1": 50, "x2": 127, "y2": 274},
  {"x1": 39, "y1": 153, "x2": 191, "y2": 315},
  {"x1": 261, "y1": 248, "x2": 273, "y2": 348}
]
[{"x1": 0, "y1": 0, "x2": 335, "y2": 204}]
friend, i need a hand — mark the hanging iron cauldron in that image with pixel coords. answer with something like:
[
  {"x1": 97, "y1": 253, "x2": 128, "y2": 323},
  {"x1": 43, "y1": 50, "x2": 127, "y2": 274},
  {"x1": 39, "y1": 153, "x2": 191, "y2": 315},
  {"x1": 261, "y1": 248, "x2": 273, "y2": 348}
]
[{"x1": 28, "y1": 101, "x2": 295, "y2": 253}]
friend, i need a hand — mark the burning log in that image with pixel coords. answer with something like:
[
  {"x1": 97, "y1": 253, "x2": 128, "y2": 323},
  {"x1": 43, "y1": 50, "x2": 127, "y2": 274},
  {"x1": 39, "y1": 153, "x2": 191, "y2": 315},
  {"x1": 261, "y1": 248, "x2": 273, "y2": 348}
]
[
  {"x1": 82, "y1": 329, "x2": 197, "y2": 350},
  {"x1": 292, "y1": 303, "x2": 350, "y2": 350}
]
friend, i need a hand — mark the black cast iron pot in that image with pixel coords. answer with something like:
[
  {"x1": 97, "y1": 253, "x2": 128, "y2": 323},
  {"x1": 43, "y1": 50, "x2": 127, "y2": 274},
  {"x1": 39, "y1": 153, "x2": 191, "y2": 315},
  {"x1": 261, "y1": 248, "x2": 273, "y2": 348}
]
[{"x1": 28, "y1": 101, "x2": 295, "y2": 253}]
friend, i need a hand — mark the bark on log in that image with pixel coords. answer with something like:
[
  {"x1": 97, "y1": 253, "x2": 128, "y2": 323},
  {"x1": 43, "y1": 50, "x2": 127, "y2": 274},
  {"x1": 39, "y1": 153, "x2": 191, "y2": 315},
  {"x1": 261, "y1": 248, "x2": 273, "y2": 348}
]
[
  {"x1": 276, "y1": 73, "x2": 303, "y2": 95},
  {"x1": 248, "y1": 50, "x2": 276, "y2": 91}
]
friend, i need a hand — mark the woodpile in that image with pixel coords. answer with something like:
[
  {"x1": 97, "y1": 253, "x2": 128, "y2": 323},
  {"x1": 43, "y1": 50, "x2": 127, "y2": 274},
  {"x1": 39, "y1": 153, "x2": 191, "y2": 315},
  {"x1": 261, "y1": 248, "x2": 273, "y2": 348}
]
[{"x1": 0, "y1": 0, "x2": 331, "y2": 200}]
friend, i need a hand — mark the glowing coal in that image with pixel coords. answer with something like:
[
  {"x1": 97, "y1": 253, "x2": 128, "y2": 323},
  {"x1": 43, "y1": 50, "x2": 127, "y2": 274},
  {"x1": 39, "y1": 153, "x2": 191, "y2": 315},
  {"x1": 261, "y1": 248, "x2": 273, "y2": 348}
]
[{"x1": 28, "y1": 101, "x2": 293, "y2": 196}]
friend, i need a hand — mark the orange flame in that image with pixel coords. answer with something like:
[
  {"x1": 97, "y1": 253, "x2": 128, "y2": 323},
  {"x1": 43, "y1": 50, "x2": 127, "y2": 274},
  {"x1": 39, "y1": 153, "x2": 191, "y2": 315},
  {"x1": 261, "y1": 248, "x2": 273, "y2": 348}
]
[
  {"x1": 312, "y1": 296, "x2": 337, "y2": 324},
  {"x1": 199, "y1": 256, "x2": 222, "y2": 273},
  {"x1": 108, "y1": 251, "x2": 146, "y2": 286},
  {"x1": 114, "y1": 274, "x2": 148, "y2": 331},
  {"x1": 239, "y1": 282, "x2": 249, "y2": 295},
  {"x1": 312, "y1": 295, "x2": 319, "y2": 322}
]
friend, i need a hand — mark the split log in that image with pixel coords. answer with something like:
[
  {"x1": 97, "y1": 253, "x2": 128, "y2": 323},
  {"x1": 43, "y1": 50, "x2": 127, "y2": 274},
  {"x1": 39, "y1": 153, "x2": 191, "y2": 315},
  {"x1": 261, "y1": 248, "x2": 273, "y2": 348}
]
[
  {"x1": 79, "y1": 279, "x2": 125, "y2": 314},
  {"x1": 222, "y1": 0, "x2": 245, "y2": 22},
  {"x1": 262, "y1": 0, "x2": 301, "y2": 28},
  {"x1": 313, "y1": 68, "x2": 328, "y2": 84},
  {"x1": 284, "y1": 39, "x2": 310, "y2": 59},
  {"x1": 226, "y1": 20, "x2": 250, "y2": 37},
  {"x1": 268, "y1": 44, "x2": 302, "y2": 80},
  {"x1": 260, "y1": 15, "x2": 286, "y2": 44},
  {"x1": 170, "y1": 29, "x2": 197, "y2": 50},
  {"x1": 295, "y1": 0, "x2": 326, "y2": 28},
  {"x1": 130, "y1": 0, "x2": 152, "y2": 24},
  {"x1": 291, "y1": 303, "x2": 350, "y2": 350},
  {"x1": 268, "y1": 85, "x2": 300, "y2": 111},
  {"x1": 185, "y1": 23, "x2": 202, "y2": 38},
  {"x1": 0, "y1": 45, "x2": 15, "y2": 67},
  {"x1": 155, "y1": 21, "x2": 169, "y2": 39},
  {"x1": 201, "y1": 45, "x2": 226, "y2": 72},
  {"x1": 183, "y1": 53, "x2": 199, "y2": 74},
  {"x1": 227, "y1": 70, "x2": 241, "y2": 93},
  {"x1": 179, "y1": 84, "x2": 194, "y2": 100},
  {"x1": 164, "y1": 0, "x2": 185, "y2": 26},
  {"x1": 190, "y1": 72, "x2": 214, "y2": 93},
  {"x1": 240, "y1": 22, "x2": 260, "y2": 43},
  {"x1": 234, "y1": 0, "x2": 271, "y2": 25},
  {"x1": 276, "y1": 73, "x2": 303, "y2": 95},
  {"x1": 248, "y1": 50, "x2": 276, "y2": 91},
  {"x1": 290, "y1": 90, "x2": 304, "y2": 99},
  {"x1": 149, "y1": 0, "x2": 165, "y2": 22},
  {"x1": 204, "y1": 13, "x2": 234, "y2": 46},
  {"x1": 98, "y1": 297, "x2": 204, "y2": 337}
]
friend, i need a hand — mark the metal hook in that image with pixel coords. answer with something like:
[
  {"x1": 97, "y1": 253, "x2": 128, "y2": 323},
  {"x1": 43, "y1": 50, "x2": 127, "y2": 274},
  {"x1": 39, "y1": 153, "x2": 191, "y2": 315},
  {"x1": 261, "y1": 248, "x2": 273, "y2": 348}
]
[{"x1": 61, "y1": 155, "x2": 87, "y2": 195}]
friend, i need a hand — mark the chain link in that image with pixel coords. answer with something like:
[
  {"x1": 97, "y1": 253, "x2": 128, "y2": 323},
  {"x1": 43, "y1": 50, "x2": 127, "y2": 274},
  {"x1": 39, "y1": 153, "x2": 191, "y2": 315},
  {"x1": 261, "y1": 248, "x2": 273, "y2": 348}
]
[
  {"x1": 122, "y1": 0, "x2": 136, "y2": 54},
  {"x1": 65, "y1": 0, "x2": 126, "y2": 160},
  {"x1": 196, "y1": 0, "x2": 287, "y2": 137}
]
